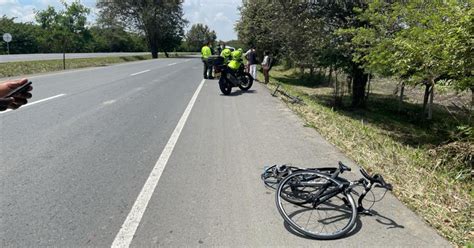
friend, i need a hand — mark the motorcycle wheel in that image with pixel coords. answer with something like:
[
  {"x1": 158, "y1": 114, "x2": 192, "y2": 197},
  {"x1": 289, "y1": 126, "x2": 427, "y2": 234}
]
[
  {"x1": 219, "y1": 77, "x2": 232, "y2": 95},
  {"x1": 238, "y1": 72, "x2": 253, "y2": 91}
]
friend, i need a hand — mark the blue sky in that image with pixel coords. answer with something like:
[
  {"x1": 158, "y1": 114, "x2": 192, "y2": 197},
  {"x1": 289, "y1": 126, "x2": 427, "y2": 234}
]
[{"x1": 0, "y1": 0, "x2": 241, "y2": 41}]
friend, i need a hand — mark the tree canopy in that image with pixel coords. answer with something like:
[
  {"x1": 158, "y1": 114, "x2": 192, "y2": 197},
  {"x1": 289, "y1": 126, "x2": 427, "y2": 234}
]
[
  {"x1": 185, "y1": 24, "x2": 217, "y2": 52},
  {"x1": 35, "y1": 1, "x2": 91, "y2": 53},
  {"x1": 97, "y1": 0, "x2": 187, "y2": 58},
  {"x1": 236, "y1": 0, "x2": 473, "y2": 112},
  {"x1": 0, "y1": 2, "x2": 147, "y2": 55}
]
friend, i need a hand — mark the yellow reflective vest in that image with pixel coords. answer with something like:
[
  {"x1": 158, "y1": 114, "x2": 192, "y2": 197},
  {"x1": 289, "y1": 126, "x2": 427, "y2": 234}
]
[
  {"x1": 228, "y1": 60, "x2": 241, "y2": 70},
  {"x1": 201, "y1": 45, "x2": 212, "y2": 59}
]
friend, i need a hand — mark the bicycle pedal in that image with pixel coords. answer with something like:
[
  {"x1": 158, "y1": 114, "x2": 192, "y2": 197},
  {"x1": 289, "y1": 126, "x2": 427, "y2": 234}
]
[{"x1": 358, "y1": 208, "x2": 374, "y2": 216}]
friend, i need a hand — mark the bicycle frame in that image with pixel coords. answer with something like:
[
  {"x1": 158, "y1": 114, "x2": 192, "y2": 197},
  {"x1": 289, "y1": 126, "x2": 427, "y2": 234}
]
[{"x1": 289, "y1": 172, "x2": 376, "y2": 214}]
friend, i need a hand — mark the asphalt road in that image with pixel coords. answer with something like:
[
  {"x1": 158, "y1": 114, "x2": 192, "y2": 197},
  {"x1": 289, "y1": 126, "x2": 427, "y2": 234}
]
[
  {"x1": 0, "y1": 58, "x2": 451, "y2": 247},
  {"x1": 0, "y1": 52, "x2": 150, "y2": 63}
]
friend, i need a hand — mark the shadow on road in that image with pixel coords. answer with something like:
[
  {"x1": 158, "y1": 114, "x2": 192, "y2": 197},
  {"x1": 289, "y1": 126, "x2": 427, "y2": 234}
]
[
  {"x1": 370, "y1": 210, "x2": 405, "y2": 229},
  {"x1": 221, "y1": 89, "x2": 257, "y2": 97},
  {"x1": 282, "y1": 209, "x2": 404, "y2": 240},
  {"x1": 283, "y1": 217, "x2": 363, "y2": 240}
]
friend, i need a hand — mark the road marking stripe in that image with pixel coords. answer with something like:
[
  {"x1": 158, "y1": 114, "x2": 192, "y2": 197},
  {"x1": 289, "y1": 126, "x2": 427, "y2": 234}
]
[
  {"x1": 167, "y1": 62, "x2": 177, "y2": 66},
  {"x1": 1, "y1": 93, "x2": 66, "y2": 114},
  {"x1": 102, "y1": 100, "x2": 117, "y2": 105},
  {"x1": 111, "y1": 79, "x2": 206, "y2": 248},
  {"x1": 130, "y1": 70, "x2": 150, "y2": 76}
]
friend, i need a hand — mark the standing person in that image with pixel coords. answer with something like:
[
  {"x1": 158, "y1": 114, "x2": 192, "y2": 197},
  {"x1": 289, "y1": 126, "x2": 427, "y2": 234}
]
[
  {"x1": 261, "y1": 51, "x2": 272, "y2": 84},
  {"x1": 220, "y1": 46, "x2": 232, "y2": 64},
  {"x1": 217, "y1": 42, "x2": 224, "y2": 56},
  {"x1": 243, "y1": 47, "x2": 251, "y2": 73},
  {"x1": 201, "y1": 41, "x2": 213, "y2": 79},
  {"x1": 247, "y1": 46, "x2": 258, "y2": 81}
]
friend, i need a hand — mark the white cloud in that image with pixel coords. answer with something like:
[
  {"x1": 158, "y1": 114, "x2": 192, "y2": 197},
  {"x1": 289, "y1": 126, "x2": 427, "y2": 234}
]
[
  {"x1": 0, "y1": 3, "x2": 36, "y2": 22},
  {"x1": 0, "y1": 0, "x2": 18, "y2": 5},
  {"x1": 183, "y1": 0, "x2": 241, "y2": 41},
  {"x1": 1, "y1": 0, "x2": 97, "y2": 24},
  {"x1": 214, "y1": 12, "x2": 230, "y2": 23}
]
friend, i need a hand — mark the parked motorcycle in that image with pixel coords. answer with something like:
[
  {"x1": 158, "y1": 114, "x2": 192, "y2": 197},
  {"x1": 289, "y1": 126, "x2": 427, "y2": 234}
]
[{"x1": 210, "y1": 56, "x2": 253, "y2": 95}]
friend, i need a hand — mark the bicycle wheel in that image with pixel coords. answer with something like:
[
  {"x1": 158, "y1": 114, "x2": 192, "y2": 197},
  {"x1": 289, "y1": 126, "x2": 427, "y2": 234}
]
[
  {"x1": 261, "y1": 165, "x2": 301, "y2": 190},
  {"x1": 261, "y1": 165, "x2": 279, "y2": 189},
  {"x1": 278, "y1": 172, "x2": 322, "y2": 204},
  {"x1": 276, "y1": 171, "x2": 357, "y2": 239}
]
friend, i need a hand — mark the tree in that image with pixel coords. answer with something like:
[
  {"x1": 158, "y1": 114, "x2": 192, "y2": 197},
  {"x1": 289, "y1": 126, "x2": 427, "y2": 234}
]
[
  {"x1": 235, "y1": 1, "x2": 283, "y2": 59},
  {"x1": 225, "y1": 39, "x2": 247, "y2": 50},
  {"x1": 35, "y1": 1, "x2": 91, "y2": 68},
  {"x1": 0, "y1": 16, "x2": 42, "y2": 54},
  {"x1": 347, "y1": 0, "x2": 473, "y2": 119},
  {"x1": 90, "y1": 13, "x2": 147, "y2": 53},
  {"x1": 97, "y1": 0, "x2": 187, "y2": 58},
  {"x1": 236, "y1": 1, "x2": 370, "y2": 107},
  {"x1": 304, "y1": 1, "x2": 370, "y2": 108},
  {"x1": 185, "y1": 24, "x2": 216, "y2": 52},
  {"x1": 89, "y1": 26, "x2": 147, "y2": 52}
]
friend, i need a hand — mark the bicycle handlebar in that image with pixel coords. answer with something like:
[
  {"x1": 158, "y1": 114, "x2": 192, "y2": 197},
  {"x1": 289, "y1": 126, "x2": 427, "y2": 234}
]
[{"x1": 360, "y1": 168, "x2": 393, "y2": 191}]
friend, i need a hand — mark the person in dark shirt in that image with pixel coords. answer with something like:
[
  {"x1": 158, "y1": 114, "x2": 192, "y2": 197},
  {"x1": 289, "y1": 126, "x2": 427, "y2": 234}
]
[
  {"x1": 261, "y1": 51, "x2": 272, "y2": 84},
  {"x1": 246, "y1": 46, "x2": 258, "y2": 80}
]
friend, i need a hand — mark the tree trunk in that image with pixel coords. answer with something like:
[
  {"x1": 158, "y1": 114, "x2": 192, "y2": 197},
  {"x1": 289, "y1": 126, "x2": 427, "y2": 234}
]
[
  {"x1": 62, "y1": 39, "x2": 66, "y2": 70},
  {"x1": 333, "y1": 67, "x2": 337, "y2": 104},
  {"x1": 164, "y1": 51, "x2": 169, "y2": 58},
  {"x1": 365, "y1": 74, "x2": 371, "y2": 101},
  {"x1": 428, "y1": 81, "x2": 435, "y2": 120},
  {"x1": 309, "y1": 67, "x2": 314, "y2": 77},
  {"x1": 328, "y1": 65, "x2": 333, "y2": 87},
  {"x1": 145, "y1": 26, "x2": 159, "y2": 59},
  {"x1": 470, "y1": 87, "x2": 473, "y2": 124},
  {"x1": 151, "y1": 50, "x2": 158, "y2": 58},
  {"x1": 334, "y1": 68, "x2": 342, "y2": 107},
  {"x1": 422, "y1": 83, "x2": 430, "y2": 116},
  {"x1": 347, "y1": 76, "x2": 352, "y2": 95},
  {"x1": 398, "y1": 82, "x2": 405, "y2": 112},
  {"x1": 423, "y1": 83, "x2": 431, "y2": 118},
  {"x1": 351, "y1": 65, "x2": 368, "y2": 108}
]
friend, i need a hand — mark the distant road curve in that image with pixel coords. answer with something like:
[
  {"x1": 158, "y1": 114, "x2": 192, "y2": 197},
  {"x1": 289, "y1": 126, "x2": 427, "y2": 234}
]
[{"x1": 0, "y1": 52, "x2": 150, "y2": 63}]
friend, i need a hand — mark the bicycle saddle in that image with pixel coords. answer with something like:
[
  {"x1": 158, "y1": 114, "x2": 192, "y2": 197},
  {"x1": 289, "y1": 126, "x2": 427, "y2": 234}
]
[{"x1": 338, "y1": 161, "x2": 351, "y2": 172}]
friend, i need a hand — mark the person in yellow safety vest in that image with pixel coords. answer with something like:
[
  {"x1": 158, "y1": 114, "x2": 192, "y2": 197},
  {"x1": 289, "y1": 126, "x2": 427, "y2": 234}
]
[
  {"x1": 228, "y1": 49, "x2": 243, "y2": 71},
  {"x1": 201, "y1": 41, "x2": 213, "y2": 79},
  {"x1": 220, "y1": 48, "x2": 231, "y2": 64}
]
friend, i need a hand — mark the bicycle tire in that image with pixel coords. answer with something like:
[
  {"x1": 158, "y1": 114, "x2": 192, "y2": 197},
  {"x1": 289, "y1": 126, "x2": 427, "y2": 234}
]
[
  {"x1": 261, "y1": 165, "x2": 301, "y2": 190},
  {"x1": 276, "y1": 170, "x2": 357, "y2": 239}
]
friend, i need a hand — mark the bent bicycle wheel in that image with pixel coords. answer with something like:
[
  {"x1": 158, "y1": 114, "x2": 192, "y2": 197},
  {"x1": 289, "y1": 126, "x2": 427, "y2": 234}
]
[
  {"x1": 261, "y1": 165, "x2": 279, "y2": 189},
  {"x1": 261, "y1": 165, "x2": 301, "y2": 190},
  {"x1": 276, "y1": 171, "x2": 357, "y2": 239}
]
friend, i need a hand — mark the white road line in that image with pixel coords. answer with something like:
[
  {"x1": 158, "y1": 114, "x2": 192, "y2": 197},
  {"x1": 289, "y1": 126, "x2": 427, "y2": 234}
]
[
  {"x1": 1, "y1": 93, "x2": 66, "y2": 114},
  {"x1": 102, "y1": 100, "x2": 117, "y2": 105},
  {"x1": 130, "y1": 70, "x2": 150, "y2": 76},
  {"x1": 167, "y1": 62, "x2": 177, "y2": 66},
  {"x1": 111, "y1": 79, "x2": 206, "y2": 248}
]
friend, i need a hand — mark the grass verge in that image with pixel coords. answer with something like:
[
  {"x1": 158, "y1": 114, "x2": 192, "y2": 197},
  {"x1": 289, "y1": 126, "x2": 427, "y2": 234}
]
[
  {"x1": 260, "y1": 67, "x2": 473, "y2": 247},
  {"x1": 0, "y1": 52, "x2": 197, "y2": 78}
]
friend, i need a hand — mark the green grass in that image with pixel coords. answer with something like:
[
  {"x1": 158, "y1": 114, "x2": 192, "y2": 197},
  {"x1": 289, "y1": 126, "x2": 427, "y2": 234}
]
[
  {"x1": 259, "y1": 67, "x2": 473, "y2": 246},
  {"x1": 0, "y1": 52, "x2": 198, "y2": 78}
]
